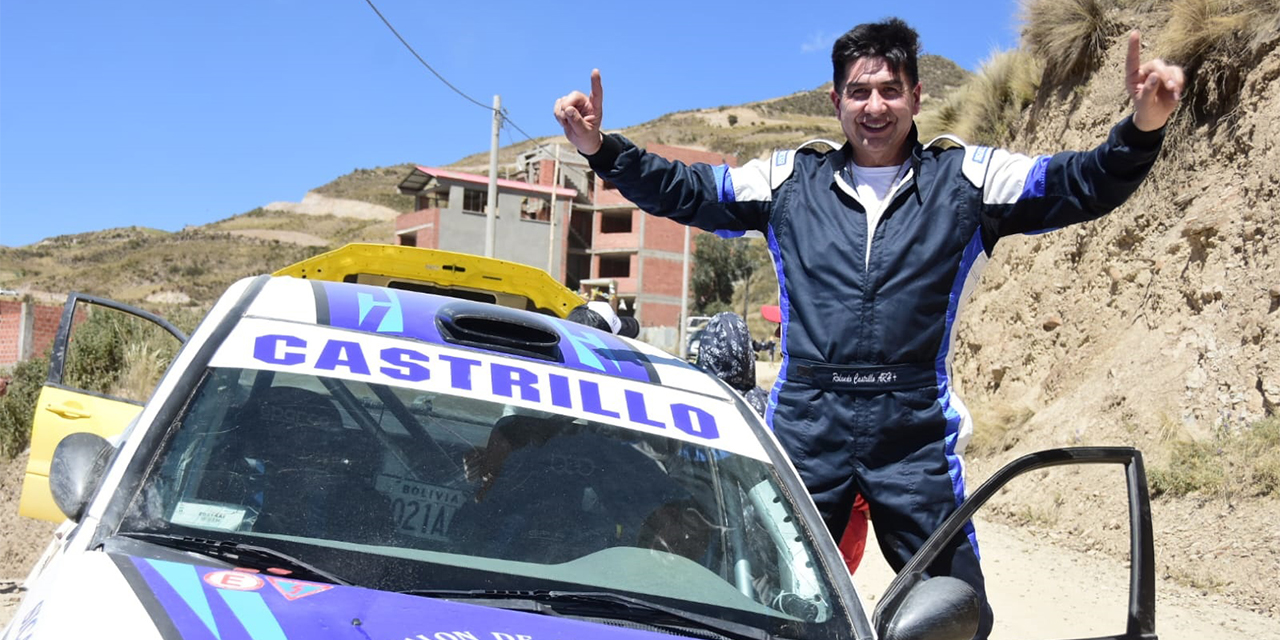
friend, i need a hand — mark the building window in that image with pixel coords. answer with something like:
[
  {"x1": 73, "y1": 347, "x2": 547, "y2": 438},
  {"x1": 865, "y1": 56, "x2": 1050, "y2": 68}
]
[
  {"x1": 600, "y1": 211, "x2": 632, "y2": 233},
  {"x1": 398, "y1": 232, "x2": 417, "y2": 247},
  {"x1": 599, "y1": 255, "x2": 631, "y2": 278},
  {"x1": 462, "y1": 189, "x2": 487, "y2": 214},
  {"x1": 521, "y1": 196, "x2": 550, "y2": 222}
]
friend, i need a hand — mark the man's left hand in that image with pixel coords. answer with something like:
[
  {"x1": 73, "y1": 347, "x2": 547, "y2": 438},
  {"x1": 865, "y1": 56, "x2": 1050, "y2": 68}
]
[{"x1": 1126, "y1": 30, "x2": 1186, "y2": 132}]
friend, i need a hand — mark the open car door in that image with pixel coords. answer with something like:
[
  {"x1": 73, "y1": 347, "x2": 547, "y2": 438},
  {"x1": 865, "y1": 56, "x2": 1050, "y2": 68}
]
[
  {"x1": 18, "y1": 293, "x2": 186, "y2": 522},
  {"x1": 871, "y1": 447, "x2": 1157, "y2": 640}
]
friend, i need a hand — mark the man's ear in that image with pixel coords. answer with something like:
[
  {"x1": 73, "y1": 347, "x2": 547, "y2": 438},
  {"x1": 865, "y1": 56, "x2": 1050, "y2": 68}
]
[
  {"x1": 911, "y1": 82, "x2": 923, "y2": 116},
  {"x1": 830, "y1": 87, "x2": 841, "y2": 117}
]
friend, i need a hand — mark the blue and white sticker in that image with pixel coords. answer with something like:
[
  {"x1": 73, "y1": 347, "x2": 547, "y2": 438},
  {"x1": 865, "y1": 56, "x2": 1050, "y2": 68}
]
[{"x1": 210, "y1": 319, "x2": 769, "y2": 461}]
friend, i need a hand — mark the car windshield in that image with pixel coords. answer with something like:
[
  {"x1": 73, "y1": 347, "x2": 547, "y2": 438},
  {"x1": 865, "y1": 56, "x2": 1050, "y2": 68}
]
[{"x1": 117, "y1": 365, "x2": 850, "y2": 639}]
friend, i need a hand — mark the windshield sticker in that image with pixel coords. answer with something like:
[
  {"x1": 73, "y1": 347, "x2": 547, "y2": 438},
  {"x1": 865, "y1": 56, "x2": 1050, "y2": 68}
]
[
  {"x1": 203, "y1": 570, "x2": 265, "y2": 592},
  {"x1": 375, "y1": 475, "x2": 464, "y2": 541},
  {"x1": 171, "y1": 501, "x2": 247, "y2": 531},
  {"x1": 212, "y1": 319, "x2": 767, "y2": 461},
  {"x1": 123, "y1": 555, "x2": 701, "y2": 640},
  {"x1": 317, "y1": 281, "x2": 657, "y2": 384}
]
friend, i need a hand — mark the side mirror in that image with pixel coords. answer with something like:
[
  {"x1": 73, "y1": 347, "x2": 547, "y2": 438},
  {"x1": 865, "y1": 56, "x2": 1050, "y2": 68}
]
[
  {"x1": 876, "y1": 576, "x2": 980, "y2": 640},
  {"x1": 50, "y1": 432, "x2": 114, "y2": 522}
]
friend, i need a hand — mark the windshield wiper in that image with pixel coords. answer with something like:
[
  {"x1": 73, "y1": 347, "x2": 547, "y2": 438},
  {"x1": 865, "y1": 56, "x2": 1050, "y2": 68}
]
[
  {"x1": 114, "y1": 532, "x2": 351, "y2": 586},
  {"x1": 398, "y1": 589, "x2": 774, "y2": 640}
]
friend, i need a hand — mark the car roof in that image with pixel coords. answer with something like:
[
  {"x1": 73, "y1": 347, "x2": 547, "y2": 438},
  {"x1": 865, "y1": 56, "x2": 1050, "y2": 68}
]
[{"x1": 205, "y1": 276, "x2": 764, "y2": 460}]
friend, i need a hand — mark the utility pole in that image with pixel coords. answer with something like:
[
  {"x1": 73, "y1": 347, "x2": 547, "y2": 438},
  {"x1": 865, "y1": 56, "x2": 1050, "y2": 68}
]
[
  {"x1": 485, "y1": 94, "x2": 501, "y2": 258},
  {"x1": 547, "y1": 145, "x2": 561, "y2": 274},
  {"x1": 679, "y1": 225, "x2": 691, "y2": 359}
]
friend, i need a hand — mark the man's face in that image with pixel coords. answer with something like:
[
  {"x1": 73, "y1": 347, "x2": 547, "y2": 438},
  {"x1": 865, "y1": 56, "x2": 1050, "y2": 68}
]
[{"x1": 830, "y1": 56, "x2": 921, "y2": 167}]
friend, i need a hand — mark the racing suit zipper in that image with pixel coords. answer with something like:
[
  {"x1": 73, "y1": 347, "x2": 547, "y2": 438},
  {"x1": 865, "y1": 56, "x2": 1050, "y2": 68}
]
[{"x1": 833, "y1": 170, "x2": 916, "y2": 363}]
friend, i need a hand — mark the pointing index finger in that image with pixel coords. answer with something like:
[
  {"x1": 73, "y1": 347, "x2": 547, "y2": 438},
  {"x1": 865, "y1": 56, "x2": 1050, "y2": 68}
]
[
  {"x1": 1126, "y1": 30, "x2": 1141, "y2": 82},
  {"x1": 590, "y1": 68, "x2": 604, "y2": 112}
]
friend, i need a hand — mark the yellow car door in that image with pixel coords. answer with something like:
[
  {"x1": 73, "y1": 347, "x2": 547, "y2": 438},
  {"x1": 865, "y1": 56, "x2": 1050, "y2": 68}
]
[{"x1": 19, "y1": 293, "x2": 185, "y2": 522}]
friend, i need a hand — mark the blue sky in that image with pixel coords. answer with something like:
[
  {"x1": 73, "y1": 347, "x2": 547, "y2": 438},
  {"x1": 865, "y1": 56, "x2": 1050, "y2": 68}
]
[{"x1": 0, "y1": 0, "x2": 1020, "y2": 248}]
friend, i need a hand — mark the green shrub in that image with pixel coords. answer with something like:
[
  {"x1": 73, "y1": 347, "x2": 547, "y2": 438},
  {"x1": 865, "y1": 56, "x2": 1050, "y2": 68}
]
[
  {"x1": 0, "y1": 355, "x2": 50, "y2": 458},
  {"x1": 63, "y1": 305, "x2": 182, "y2": 401}
]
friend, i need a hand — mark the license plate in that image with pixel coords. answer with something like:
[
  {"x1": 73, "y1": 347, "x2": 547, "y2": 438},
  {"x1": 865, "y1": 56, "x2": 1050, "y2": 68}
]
[{"x1": 375, "y1": 475, "x2": 465, "y2": 541}]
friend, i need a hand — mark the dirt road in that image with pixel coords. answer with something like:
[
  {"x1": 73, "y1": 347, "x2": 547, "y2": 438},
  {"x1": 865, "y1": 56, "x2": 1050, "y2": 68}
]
[{"x1": 853, "y1": 518, "x2": 1279, "y2": 639}]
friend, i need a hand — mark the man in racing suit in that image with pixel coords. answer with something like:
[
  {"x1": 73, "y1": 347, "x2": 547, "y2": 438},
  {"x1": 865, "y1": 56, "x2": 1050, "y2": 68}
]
[{"x1": 554, "y1": 18, "x2": 1184, "y2": 637}]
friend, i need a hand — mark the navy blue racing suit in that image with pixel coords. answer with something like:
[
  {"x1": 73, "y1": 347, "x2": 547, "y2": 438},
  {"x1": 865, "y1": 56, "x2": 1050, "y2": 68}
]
[{"x1": 583, "y1": 118, "x2": 1164, "y2": 637}]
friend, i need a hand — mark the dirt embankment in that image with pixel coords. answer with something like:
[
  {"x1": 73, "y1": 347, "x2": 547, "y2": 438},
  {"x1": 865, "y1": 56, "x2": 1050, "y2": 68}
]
[{"x1": 951, "y1": 22, "x2": 1280, "y2": 620}]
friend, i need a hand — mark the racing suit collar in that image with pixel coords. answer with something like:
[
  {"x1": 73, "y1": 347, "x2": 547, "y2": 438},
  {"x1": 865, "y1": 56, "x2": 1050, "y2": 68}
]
[{"x1": 835, "y1": 124, "x2": 924, "y2": 203}]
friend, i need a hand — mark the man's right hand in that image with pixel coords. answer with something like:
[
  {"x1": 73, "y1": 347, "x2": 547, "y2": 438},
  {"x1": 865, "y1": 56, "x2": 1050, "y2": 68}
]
[{"x1": 553, "y1": 69, "x2": 605, "y2": 156}]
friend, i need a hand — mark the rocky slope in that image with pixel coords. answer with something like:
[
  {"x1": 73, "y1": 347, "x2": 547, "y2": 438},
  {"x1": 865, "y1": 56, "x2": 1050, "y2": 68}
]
[{"x1": 951, "y1": 16, "x2": 1280, "y2": 617}]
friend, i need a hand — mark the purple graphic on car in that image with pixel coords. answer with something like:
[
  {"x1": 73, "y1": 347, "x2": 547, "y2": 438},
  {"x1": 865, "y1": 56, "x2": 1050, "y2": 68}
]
[
  {"x1": 318, "y1": 281, "x2": 657, "y2": 383},
  {"x1": 126, "y1": 555, "x2": 691, "y2": 640}
]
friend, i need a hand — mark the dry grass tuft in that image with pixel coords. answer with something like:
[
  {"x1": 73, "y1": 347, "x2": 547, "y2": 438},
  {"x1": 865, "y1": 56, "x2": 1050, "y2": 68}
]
[
  {"x1": 917, "y1": 86, "x2": 970, "y2": 142},
  {"x1": 1161, "y1": 0, "x2": 1258, "y2": 65},
  {"x1": 1021, "y1": 0, "x2": 1116, "y2": 87},
  {"x1": 1160, "y1": 0, "x2": 1280, "y2": 120},
  {"x1": 919, "y1": 50, "x2": 1042, "y2": 146},
  {"x1": 1148, "y1": 416, "x2": 1280, "y2": 499},
  {"x1": 967, "y1": 400, "x2": 1037, "y2": 458}
]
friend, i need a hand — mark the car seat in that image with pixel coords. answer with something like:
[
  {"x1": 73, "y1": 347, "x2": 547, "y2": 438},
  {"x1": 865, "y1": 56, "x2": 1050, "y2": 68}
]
[
  {"x1": 227, "y1": 385, "x2": 390, "y2": 542},
  {"x1": 452, "y1": 415, "x2": 694, "y2": 564}
]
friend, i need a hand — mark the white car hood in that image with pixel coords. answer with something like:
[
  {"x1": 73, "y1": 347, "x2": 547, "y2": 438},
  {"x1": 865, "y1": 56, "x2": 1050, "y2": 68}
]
[{"x1": 8, "y1": 550, "x2": 701, "y2": 640}]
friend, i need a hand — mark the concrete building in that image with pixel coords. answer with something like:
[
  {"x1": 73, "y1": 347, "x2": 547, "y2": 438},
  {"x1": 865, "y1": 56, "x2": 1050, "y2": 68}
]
[
  {"x1": 393, "y1": 143, "x2": 738, "y2": 350},
  {"x1": 393, "y1": 167, "x2": 578, "y2": 280}
]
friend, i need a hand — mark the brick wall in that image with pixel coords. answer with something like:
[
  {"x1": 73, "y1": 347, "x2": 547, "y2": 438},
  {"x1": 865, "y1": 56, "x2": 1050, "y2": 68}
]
[
  {"x1": 394, "y1": 209, "x2": 440, "y2": 249},
  {"x1": 0, "y1": 300, "x2": 21, "y2": 366},
  {"x1": 31, "y1": 304, "x2": 62, "y2": 360},
  {"x1": 0, "y1": 297, "x2": 66, "y2": 368},
  {"x1": 537, "y1": 160, "x2": 555, "y2": 187},
  {"x1": 639, "y1": 300, "x2": 683, "y2": 328},
  {"x1": 644, "y1": 216, "x2": 703, "y2": 254},
  {"x1": 638, "y1": 255, "x2": 689, "y2": 299}
]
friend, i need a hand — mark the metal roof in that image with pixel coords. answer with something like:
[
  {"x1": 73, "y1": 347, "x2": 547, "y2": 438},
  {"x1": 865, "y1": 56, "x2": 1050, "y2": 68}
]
[{"x1": 398, "y1": 166, "x2": 577, "y2": 199}]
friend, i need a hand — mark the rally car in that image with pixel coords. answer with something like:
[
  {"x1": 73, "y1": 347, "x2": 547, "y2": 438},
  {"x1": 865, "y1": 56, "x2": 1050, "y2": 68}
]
[{"x1": 4, "y1": 250, "x2": 1160, "y2": 640}]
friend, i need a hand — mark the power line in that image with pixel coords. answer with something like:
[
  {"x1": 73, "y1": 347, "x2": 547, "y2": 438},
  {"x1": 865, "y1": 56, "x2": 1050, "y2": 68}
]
[
  {"x1": 362, "y1": 0, "x2": 566, "y2": 160},
  {"x1": 361, "y1": 0, "x2": 491, "y2": 111}
]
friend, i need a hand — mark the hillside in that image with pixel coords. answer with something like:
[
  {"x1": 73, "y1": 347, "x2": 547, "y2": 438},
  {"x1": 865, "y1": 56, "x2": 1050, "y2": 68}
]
[
  {"x1": 0, "y1": 211, "x2": 392, "y2": 310},
  {"x1": 945, "y1": 3, "x2": 1280, "y2": 619}
]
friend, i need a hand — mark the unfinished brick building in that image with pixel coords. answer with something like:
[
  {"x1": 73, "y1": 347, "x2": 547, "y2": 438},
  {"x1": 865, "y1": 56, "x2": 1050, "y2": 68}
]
[{"x1": 393, "y1": 143, "x2": 738, "y2": 349}]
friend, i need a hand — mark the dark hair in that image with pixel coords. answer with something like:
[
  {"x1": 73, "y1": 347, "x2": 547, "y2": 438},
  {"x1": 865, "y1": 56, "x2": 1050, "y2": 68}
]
[{"x1": 831, "y1": 18, "x2": 921, "y2": 92}]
